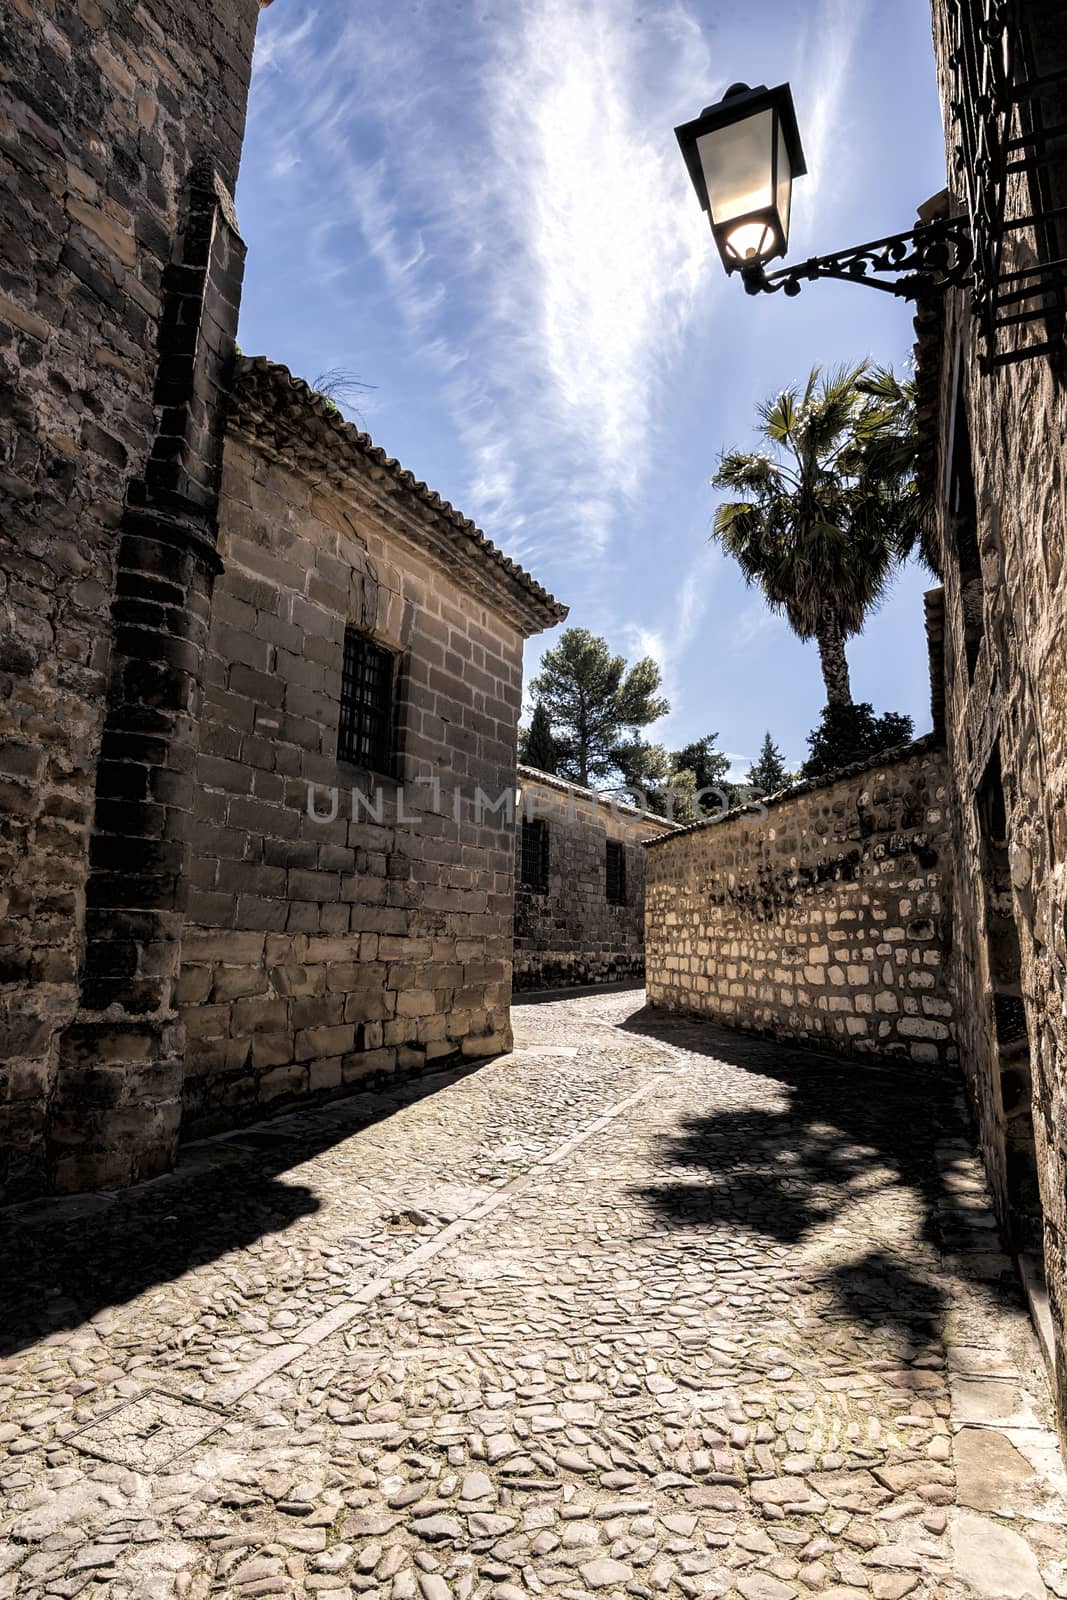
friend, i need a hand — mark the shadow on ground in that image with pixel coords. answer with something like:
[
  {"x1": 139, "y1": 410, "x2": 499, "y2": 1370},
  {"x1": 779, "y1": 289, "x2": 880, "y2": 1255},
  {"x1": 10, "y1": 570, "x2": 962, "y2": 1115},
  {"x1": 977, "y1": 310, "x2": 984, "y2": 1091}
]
[
  {"x1": 619, "y1": 1003, "x2": 1023, "y2": 1342},
  {"x1": 0, "y1": 1057, "x2": 486, "y2": 1358}
]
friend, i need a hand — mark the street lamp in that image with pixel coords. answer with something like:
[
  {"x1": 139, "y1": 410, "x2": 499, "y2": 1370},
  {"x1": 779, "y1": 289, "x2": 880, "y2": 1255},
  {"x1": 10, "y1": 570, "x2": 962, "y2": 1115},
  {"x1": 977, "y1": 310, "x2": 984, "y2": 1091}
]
[
  {"x1": 676, "y1": 79, "x2": 979, "y2": 305},
  {"x1": 675, "y1": 24, "x2": 1067, "y2": 369},
  {"x1": 674, "y1": 83, "x2": 806, "y2": 278}
]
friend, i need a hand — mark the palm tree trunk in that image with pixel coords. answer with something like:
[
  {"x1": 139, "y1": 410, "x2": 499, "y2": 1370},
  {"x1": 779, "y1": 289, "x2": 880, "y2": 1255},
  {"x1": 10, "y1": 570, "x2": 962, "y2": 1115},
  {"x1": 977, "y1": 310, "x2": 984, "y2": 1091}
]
[{"x1": 816, "y1": 615, "x2": 853, "y2": 706}]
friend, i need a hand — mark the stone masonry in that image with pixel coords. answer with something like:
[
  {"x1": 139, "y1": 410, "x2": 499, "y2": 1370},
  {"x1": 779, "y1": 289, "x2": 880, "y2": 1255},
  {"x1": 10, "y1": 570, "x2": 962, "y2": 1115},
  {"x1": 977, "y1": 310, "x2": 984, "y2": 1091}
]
[
  {"x1": 3, "y1": 988, "x2": 1066, "y2": 1600},
  {"x1": 644, "y1": 738, "x2": 958, "y2": 1068},
  {"x1": 0, "y1": 4, "x2": 566, "y2": 1200},
  {"x1": 176, "y1": 360, "x2": 566, "y2": 1137},
  {"x1": 0, "y1": 0, "x2": 263, "y2": 1199},
  {"x1": 513, "y1": 766, "x2": 677, "y2": 992},
  {"x1": 922, "y1": 0, "x2": 1067, "y2": 1448}
]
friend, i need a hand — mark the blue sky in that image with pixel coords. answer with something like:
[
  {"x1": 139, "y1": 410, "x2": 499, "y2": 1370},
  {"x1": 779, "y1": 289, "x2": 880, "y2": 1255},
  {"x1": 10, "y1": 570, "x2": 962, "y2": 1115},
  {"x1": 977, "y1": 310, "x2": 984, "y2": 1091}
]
[{"x1": 237, "y1": 0, "x2": 948, "y2": 777}]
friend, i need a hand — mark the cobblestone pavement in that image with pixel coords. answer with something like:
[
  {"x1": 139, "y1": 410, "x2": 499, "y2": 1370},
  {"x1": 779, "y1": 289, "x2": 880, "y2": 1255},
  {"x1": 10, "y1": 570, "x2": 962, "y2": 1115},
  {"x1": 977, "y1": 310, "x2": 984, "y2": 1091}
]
[{"x1": 2, "y1": 988, "x2": 1066, "y2": 1600}]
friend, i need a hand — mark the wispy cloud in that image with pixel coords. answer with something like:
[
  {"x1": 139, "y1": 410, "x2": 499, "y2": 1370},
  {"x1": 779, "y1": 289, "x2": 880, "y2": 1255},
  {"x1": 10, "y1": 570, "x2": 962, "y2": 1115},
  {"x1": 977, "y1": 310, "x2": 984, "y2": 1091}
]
[
  {"x1": 792, "y1": 0, "x2": 872, "y2": 244},
  {"x1": 732, "y1": 603, "x2": 787, "y2": 650},
  {"x1": 619, "y1": 542, "x2": 723, "y2": 743},
  {"x1": 244, "y1": 0, "x2": 717, "y2": 568}
]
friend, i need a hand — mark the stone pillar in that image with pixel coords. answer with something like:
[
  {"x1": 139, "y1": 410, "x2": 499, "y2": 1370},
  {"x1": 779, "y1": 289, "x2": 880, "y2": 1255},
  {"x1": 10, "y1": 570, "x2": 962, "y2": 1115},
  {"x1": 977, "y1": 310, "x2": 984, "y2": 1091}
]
[{"x1": 48, "y1": 168, "x2": 245, "y2": 1193}]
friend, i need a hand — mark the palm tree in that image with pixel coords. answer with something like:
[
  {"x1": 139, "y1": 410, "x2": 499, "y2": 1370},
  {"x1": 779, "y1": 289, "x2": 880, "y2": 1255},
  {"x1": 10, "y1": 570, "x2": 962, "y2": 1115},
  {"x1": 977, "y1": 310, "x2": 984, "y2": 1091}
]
[
  {"x1": 712, "y1": 364, "x2": 908, "y2": 707},
  {"x1": 854, "y1": 364, "x2": 939, "y2": 576}
]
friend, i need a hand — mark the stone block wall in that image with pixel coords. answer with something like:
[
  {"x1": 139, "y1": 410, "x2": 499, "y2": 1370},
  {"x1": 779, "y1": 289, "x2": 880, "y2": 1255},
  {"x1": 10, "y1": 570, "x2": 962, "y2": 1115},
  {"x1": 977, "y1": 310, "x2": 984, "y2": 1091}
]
[
  {"x1": 175, "y1": 361, "x2": 563, "y2": 1135},
  {"x1": 512, "y1": 769, "x2": 676, "y2": 991},
  {"x1": 0, "y1": 0, "x2": 261, "y2": 1199},
  {"x1": 926, "y1": 0, "x2": 1067, "y2": 1443},
  {"x1": 645, "y1": 739, "x2": 958, "y2": 1066}
]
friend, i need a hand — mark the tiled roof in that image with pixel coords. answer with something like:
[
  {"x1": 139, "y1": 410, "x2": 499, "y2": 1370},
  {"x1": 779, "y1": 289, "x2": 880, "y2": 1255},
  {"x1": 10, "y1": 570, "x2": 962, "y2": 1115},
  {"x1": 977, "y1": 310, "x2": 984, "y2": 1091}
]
[{"x1": 231, "y1": 356, "x2": 568, "y2": 634}]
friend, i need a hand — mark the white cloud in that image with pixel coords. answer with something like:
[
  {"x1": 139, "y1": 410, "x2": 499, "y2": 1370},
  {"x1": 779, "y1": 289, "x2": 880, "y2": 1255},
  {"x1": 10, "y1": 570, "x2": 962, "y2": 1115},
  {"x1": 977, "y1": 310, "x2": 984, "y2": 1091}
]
[
  {"x1": 243, "y1": 0, "x2": 719, "y2": 570},
  {"x1": 618, "y1": 542, "x2": 723, "y2": 743},
  {"x1": 791, "y1": 0, "x2": 872, "y2": 244},
  {"x1": 484, "y1": 0, "x2": 712, "y2": 505},
  {"x1": 732, "y1": 604, "x2": 787, "y2": 650}
]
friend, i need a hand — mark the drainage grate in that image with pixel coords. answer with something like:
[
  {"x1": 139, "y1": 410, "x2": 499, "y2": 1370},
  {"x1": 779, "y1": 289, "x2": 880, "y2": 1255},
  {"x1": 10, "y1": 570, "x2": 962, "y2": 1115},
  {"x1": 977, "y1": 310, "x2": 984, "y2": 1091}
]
[{"x1": 69, "y1": 1391, "x2": 224, "y2": 1469}]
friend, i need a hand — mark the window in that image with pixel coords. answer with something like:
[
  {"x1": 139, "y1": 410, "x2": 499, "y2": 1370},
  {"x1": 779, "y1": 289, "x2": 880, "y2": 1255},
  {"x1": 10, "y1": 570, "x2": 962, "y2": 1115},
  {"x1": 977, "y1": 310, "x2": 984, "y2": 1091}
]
[
  {"x1": 520, "y1": 818, "x2": 549, "y2": 893},
  {"x1": 606, "y1": 840, "x2": 626, "y2": 905},
  {"x1": 337, "y1": 627, "x2": 395, "y2": 772}
]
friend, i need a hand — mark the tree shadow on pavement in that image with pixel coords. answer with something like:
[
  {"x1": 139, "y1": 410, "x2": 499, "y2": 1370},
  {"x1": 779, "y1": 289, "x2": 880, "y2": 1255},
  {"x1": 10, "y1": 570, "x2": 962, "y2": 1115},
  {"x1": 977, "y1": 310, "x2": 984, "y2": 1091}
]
[
  {"x1": 0, "y1": 1057, "x2": 486, "y2": 1358},
  {"x1": 619, "y1": 1004, "x2": 1023, "y2": 1340}
]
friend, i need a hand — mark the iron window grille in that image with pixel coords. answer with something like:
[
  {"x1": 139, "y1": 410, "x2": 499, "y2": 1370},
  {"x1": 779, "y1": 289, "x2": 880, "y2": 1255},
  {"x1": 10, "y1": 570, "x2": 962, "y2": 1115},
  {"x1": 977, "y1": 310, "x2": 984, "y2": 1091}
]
[
  {"x1": 337, "y1": 627, "x2": 395, "y2": 773},
  {"x1": 947, "y1": 0, "x2": 1067, "y2": 367},
  {"x1": 606, "y1": 840, "x2": 627, "y2": 905},
  {"x1": 520, "y1": 818, "x2": 550, "y2": 893}
]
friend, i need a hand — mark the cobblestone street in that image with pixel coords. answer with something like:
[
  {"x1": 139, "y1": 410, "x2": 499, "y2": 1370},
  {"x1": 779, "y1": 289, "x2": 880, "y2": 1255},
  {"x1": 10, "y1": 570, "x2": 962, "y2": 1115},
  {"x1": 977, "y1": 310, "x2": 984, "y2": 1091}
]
[{"x1": 2, "y1": 989, "x2": 1066, "y2": 1600}]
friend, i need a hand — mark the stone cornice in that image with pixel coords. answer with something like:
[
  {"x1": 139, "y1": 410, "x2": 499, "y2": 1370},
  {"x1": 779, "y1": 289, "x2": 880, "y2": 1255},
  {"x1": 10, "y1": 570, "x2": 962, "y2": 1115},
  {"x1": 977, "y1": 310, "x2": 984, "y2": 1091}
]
[
  {"x1": 517, "y1": 764, "x2": 682, "y2": 831},
  {"x1": 644, "y1": 732, "x2": 947, "y2": 848}
]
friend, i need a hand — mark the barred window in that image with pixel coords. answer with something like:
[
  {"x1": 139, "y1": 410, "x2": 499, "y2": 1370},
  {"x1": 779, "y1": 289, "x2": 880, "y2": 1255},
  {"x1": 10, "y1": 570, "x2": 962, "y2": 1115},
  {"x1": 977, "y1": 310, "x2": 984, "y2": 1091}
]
[
  {"x1": 520, "y1": 818, "x2": 550, "y2": 893},
  {"x1": 606, "y1": 840, "x2": 626, "y2": 905},
  {"x1": 337, "y1": 627, "x2": 395, "y2": 772}
]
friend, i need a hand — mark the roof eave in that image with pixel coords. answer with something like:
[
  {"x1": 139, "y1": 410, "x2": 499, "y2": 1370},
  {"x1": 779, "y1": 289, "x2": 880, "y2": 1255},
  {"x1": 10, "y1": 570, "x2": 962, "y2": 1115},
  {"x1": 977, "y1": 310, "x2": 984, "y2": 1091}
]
[{"x1": 228, "y1": 357, "x2": 568, "y2": 637}]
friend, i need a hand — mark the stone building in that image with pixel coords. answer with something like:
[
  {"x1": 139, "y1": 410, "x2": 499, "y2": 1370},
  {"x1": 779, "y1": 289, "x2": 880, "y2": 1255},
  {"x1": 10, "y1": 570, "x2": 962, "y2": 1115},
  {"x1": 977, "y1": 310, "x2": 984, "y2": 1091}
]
[
  {"x1": 513, "y1": 766, "x2": 676, "y2": 991},
  {"x1": 644, "y1": 738, "x2": 958, "y2": 1067},
  {"x1": 1, "y1": 0, "x2": 266, "y2": 1200},
  {"x1": 918, "y1": 0, "x2": 1067, "y2": 1440},
  {"x1": 0, "y1": 1, "x2": 564, "y2": 1200},
  {"x1": 179, "y1": 361, "x2": 564, "y2": 1135}
]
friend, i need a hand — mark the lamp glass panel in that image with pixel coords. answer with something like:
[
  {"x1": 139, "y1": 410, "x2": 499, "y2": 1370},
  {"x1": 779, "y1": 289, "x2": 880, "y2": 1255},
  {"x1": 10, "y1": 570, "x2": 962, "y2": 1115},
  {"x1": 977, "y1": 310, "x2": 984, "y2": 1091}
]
[
  {"x1": 696, "y1": 107, "x2": 774, "y2": 224},
  {"x1": 775, "y1": 120, "x2": 792, "y2": 242}
]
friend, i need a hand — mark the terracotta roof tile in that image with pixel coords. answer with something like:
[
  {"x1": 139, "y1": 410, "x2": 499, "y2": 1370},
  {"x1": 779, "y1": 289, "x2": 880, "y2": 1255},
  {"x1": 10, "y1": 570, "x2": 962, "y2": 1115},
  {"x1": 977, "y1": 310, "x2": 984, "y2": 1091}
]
[{"x1": 231, "y1": 356, "x2": 568, "y2": 634}]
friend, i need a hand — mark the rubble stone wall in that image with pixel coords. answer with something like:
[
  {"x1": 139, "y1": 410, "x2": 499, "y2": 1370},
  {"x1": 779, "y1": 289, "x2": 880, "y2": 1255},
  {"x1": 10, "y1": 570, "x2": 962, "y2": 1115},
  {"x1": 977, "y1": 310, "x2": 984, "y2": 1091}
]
[
  {"x1": 645, "y1": 740, "x2": 958, "y2": 1066},
  {"x1": 176, "y1": 416, "x2": 526, "y2": 1134},
  {"x1": 0, "y1": 0, "x2": 260, "y2": 1199},
  {"x1": 929, "y1": 0, "x2": 1067, "y2": 1442},
  {"x1": 512, "y1": 772, "x2": 675, "y2": 991}
]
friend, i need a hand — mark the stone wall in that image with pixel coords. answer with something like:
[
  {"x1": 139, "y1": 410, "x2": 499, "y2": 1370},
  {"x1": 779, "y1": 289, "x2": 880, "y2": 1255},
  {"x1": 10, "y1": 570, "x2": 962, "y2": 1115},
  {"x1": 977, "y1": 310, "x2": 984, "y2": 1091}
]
[
  {"x1": 926, "y1": 0, "x2": 1067, "y2": 1442},
  {"x1": 512, "y1": 768, "x2": 676, "y2": 991},
  {"x1": 176, "y1": 360, "x2": 564, "y2": 1134},
  {"x1": 0, "y1": 0, "x2": 262, "y2": 1199},
  {"x1": 645, "y1": 739, "x2": 958, "y2": 1066}
]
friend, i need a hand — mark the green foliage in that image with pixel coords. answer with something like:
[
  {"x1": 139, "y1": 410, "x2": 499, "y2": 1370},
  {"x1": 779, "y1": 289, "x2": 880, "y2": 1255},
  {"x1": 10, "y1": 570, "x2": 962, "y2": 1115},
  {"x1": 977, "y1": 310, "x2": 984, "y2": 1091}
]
[
  {"x1": 854, "y1": 365, "x2": 939, "y2": 576},
  {"x1": 712, "y1": 363, "x2": 923, "y2": 706},
  {"x1": 800, "y1": 703, "x2": 914, "y2": 780},
  {"x1": 612, "y1": 741, "x2": 677, "y2": 817},
  {"x1": 673, "y1": 734, "x2": 735, "y2": 800},
  {"x1": 746, "y1": 731, "x2": 791, "y2": 796},
  {"x1": 519, "y1": 702, "x2": 558, "y2": 773},
  {"x1": 528, "y1": 628, "x2": 669, "y2": 788},
  {"x1": 311, "y1": 368, "x2": 376, "y2": 424},
  {"x1": 617, "y1": 731, "x2": 746, "y2": 821}
]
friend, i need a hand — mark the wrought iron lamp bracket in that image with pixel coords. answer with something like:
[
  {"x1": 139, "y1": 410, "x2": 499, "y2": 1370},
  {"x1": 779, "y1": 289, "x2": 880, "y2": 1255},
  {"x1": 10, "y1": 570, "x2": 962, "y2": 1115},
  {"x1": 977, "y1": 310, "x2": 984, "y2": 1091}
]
[{"x1": 740, "y1": 215, "x2": 976, "y2": 302}]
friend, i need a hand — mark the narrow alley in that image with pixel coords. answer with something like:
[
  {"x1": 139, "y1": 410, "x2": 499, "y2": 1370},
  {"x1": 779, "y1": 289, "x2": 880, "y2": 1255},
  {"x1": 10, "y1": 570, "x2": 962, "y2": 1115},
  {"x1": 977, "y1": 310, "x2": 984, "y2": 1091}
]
[{"x1": 2, "y1": 991, "x2": 1065, "y2": 1600}]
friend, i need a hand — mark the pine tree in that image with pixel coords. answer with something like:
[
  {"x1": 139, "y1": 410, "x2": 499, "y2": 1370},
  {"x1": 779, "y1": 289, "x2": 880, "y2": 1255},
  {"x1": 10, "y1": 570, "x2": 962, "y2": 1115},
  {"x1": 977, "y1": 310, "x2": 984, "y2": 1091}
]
[
  {"x1": 671, "y1": 733, "x2": 745, "y2": 811},
  {"x1": 746, "y1": 732, "x2": 790, "y2": 796},
  {"x1": 519, "y1": 702, "x2": 557, "y2": 773},
  {"x1": 528, "y1": 628, "x2": 668, "y2": 787}
]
